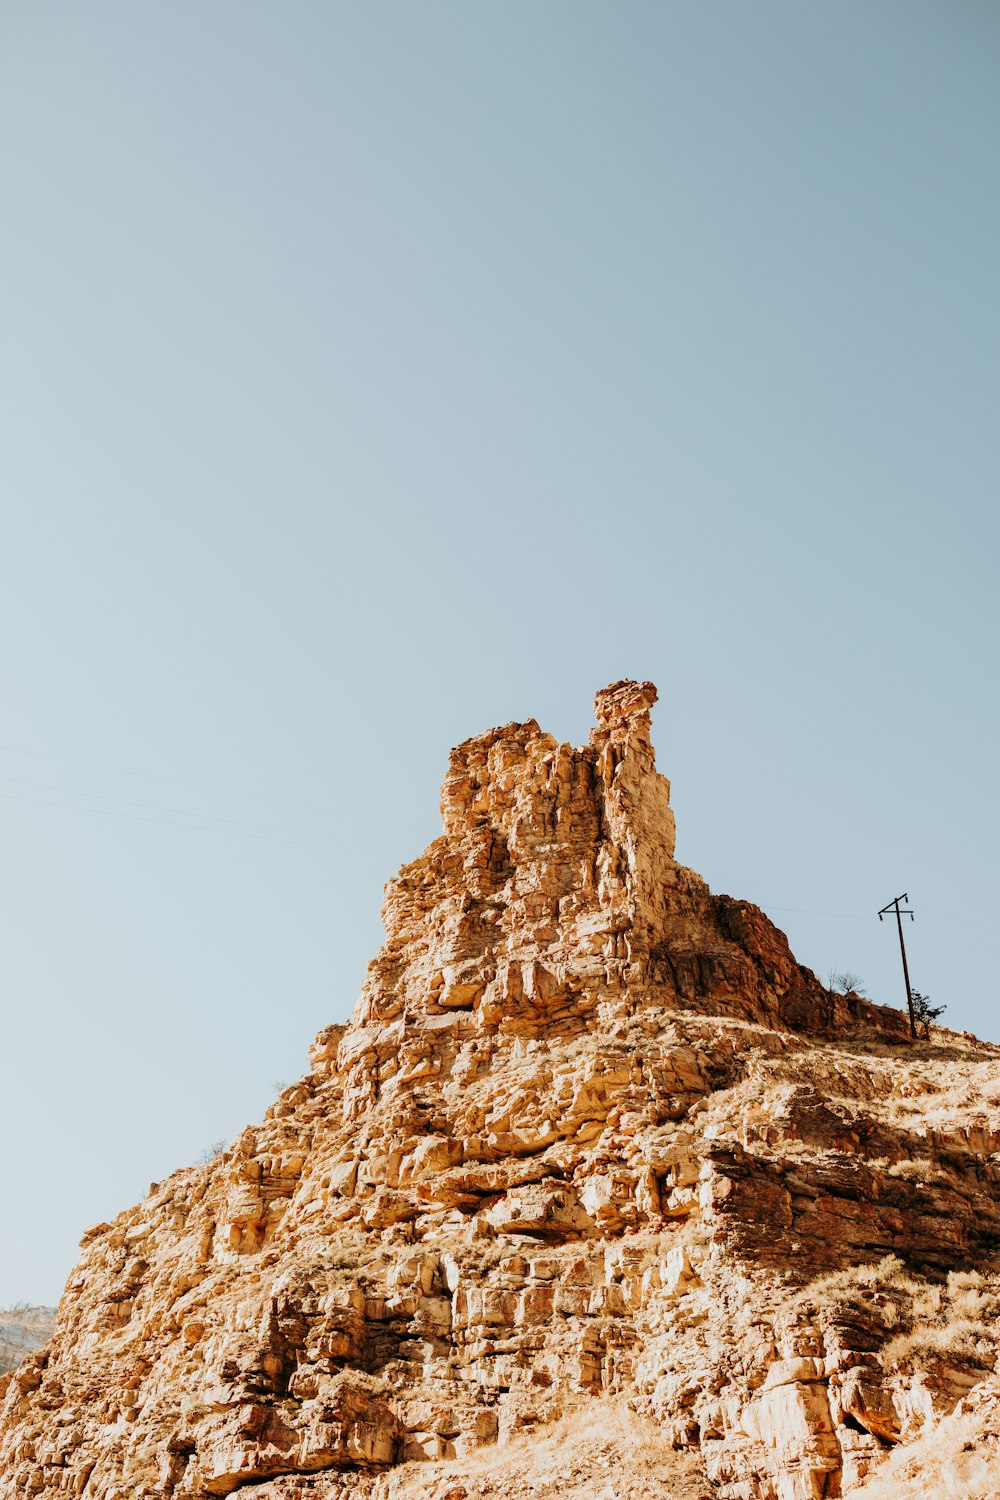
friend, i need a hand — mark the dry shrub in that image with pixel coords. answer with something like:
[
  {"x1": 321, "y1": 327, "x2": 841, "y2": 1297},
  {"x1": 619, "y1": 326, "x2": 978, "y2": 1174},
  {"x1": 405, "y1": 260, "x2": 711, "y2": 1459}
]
[
  {"x1": 793, "y1": 1258, "x2": 1000, "y2": 1381},
  {"x1": 882, "y1": 1270, "x2": 1000, "y2": 1374},
  {"x1": 886, "y1": 1158, "x2": 952, "y2": 1184},
  {"x1": 884, "y1": 1320, "x2": 994, "y2": 1370},
  {"x1": 791, "y1": 1254, "x2": 916, "y2": 1312}
]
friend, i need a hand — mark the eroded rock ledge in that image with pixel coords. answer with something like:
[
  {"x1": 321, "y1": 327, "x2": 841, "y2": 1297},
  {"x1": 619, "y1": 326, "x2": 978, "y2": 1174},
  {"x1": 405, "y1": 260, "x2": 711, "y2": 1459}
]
[{"x1": 2, "y1": 682, "x2": 998, "y2": 1500}]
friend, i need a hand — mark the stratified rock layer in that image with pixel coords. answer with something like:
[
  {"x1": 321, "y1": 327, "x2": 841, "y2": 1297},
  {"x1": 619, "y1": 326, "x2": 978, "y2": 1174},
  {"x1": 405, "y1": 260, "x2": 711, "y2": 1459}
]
[{"x1": 3, "y1": 682, "x2": 999, "y2": 1500}]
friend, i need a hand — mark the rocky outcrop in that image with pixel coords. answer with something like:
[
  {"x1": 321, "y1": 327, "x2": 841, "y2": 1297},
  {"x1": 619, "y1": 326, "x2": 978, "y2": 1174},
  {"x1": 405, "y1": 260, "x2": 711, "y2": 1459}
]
[{"x1": 1, "y1": 682, "x2": 997, "y2": 1499}]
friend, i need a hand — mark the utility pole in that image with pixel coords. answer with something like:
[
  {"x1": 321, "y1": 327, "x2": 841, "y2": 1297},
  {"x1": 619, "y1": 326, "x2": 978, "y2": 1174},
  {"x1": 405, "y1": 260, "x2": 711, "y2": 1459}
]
[{"x1": 879, "y1": 893, "x2": 916, "y2": 1040}]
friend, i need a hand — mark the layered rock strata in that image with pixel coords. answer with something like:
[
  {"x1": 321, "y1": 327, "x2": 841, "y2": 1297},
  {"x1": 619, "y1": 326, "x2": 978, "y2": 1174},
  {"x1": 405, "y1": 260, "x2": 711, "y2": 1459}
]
[{"x1": 2, "y1": 681, "x2": 998, "y2": 1500}]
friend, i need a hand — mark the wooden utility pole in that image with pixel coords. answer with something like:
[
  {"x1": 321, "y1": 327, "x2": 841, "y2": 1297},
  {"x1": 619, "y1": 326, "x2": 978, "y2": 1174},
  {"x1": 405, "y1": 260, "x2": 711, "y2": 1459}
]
[{"x1": 879, "y1": 893, "x2": 916, "y2": 1040}]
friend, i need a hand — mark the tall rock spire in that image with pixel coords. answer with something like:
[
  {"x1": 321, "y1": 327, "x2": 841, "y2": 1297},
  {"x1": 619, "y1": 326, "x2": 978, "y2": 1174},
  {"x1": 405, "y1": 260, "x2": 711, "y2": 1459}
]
[{"x1": 352, "y1": 680, "x2": 855, "y2": 1047}]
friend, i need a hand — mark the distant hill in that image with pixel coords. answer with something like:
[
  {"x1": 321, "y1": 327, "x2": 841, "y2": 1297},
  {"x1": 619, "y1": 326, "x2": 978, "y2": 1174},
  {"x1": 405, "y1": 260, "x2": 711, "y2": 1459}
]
[{"x1": 0, "y1": 1307, "x2": 56, "y2": 1374}]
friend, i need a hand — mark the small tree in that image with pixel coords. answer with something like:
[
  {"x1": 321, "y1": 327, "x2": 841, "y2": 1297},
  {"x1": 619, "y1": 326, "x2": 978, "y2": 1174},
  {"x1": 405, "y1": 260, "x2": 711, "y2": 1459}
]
[
  {"x1": 826, "y1": 969, "x2": 867, "y2": 1027},
  {"x1": 196, "y1": 1139, "x2": 228, "y2": 1165},
  {"x1": 910, "y1": 990, "x2": 945, "y2": 1040}
]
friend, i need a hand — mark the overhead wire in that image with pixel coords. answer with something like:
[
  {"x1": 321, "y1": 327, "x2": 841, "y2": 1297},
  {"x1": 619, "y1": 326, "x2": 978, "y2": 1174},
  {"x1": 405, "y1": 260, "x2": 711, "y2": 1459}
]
[
  {"x1": 914, "y1": 919, "x2": 1000, "y2": 960},
  {"x1": 714, "y1": 885, "x2": 1000, "y2": 968},
  {"x1": 0, "y1": 773, "x2": 409, "y2": 850},
  {"x1": 756, "y1": 904, "x2": 868, "y2": 921},
  {"x1": 716, "y1": 874, "x2": 1000, "y2": 947},
  {"x1": 710, "y1": 873, "x2": 879, "y2": 905},
  {"x1": 1, "y1": 748, "x2": 996, "y2": 958},
  {"x1": 0, "y1": 741, "x2": 437, "y2": 832},
  {"x1": 0, "y1": 788, "x2": 407, "y2": 854},
  {"x1": 919, "y1": 908, "x2": 1000, "y2": 942}
]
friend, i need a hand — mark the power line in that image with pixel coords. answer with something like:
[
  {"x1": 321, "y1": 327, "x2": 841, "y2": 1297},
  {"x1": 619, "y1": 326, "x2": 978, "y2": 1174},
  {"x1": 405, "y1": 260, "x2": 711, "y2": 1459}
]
[
  {"x1": 915, "y1": 919, "x2": 1000, "y2": 960},
  {"x1": 920, "y1": 907, "x2": 1000, "y2": 942},
  {"x1": 739, "y1": 899, "x2": 1000, "y2": 955},
  {"x1": 711, "y1": 873, "x2": 879, "y2": 904},
  {"x1": 0, "y1": 774, "x2": 410, "y2": 850},
  {"x1": 0, "y1": 741, "x2": 436, "y2": 832},
  {"x1": 726, "y1": 893, "x2": 1000, "y2": 969},
  {"x1": 2, "y1": 765, "x2": 993, "y2": 963},
  {"x1": 756, "y1": 903, "x2": 868, "y2": 921},
  {"x1": 720, "y1": 877, "x2": 1000, "y2": 947},
  {"x1": 0, "y1": 788, "x2": 405, "y2": 854}
]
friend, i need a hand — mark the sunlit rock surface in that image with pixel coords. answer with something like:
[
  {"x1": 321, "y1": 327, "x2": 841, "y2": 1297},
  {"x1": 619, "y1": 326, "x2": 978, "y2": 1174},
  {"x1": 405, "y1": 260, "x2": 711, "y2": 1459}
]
[{"x1": 2, "y1": 682, "x2": 998, "y2": 1499}]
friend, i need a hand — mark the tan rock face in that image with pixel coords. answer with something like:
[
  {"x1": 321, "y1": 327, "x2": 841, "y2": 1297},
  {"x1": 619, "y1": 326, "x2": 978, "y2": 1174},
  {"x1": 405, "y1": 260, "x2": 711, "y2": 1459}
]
[{"x1": 2, "y1": 682, "x2": 998, "y2": 1499}]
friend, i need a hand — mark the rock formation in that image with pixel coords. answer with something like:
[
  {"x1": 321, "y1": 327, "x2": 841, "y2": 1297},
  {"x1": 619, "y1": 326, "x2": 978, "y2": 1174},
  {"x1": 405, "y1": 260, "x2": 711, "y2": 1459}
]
[{"x1": 2, "y1": 681, "x2": 999, "y2": 1499}]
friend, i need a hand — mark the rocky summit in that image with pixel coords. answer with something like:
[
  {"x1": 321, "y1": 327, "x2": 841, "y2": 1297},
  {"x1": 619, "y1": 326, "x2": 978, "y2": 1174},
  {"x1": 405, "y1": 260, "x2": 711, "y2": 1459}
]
[{"x1": 3, "y1": 681, "x2": 1000, "y2": 1500}]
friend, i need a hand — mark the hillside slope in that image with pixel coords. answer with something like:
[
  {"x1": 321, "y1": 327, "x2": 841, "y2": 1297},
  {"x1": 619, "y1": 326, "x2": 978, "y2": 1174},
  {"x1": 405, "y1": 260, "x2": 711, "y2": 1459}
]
[
  {"x1": 0, "y1": 1308, "x2": 56, "y2": 1377},
  {"x1": 2, "y1": 681, "x2": 998, "y2": 1499}
]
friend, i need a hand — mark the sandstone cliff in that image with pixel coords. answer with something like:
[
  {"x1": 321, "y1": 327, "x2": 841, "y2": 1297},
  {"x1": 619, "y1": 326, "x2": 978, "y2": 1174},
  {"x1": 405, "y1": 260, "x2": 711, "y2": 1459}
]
[{"x1": 2, "y1": 681, "x2": 999, "y2": 1499}]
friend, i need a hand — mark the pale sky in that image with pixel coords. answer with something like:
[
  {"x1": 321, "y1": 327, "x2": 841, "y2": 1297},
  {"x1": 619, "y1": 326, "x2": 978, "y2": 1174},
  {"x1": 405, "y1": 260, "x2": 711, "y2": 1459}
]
[{"x1": 2, "y1": 3, "x2": 998, "y2": 1304}]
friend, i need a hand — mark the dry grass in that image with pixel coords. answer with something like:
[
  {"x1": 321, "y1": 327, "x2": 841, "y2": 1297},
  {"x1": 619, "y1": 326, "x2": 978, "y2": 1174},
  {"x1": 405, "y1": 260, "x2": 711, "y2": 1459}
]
[
  {"x1": 885, "y1": 1158, "x2": 953, "y2": 1184},
  {"x1": 379, "y1": 1402, "x2": 711, "y2": 1500},
  {"x1": 882, "y1": 1059, "x2": 1000, "y2": 1131},
  {"x1": 786, "y1": 1257, "x2": 1000, "y2": 1496},
  {"x1": 792, "y1": 1259, "x2": 1000, "y2": 1378},
  {"x1": 791, "y1": 1253, "x2": 915, "y2": 1311},
  {"x1": 882, "y1": 1272, "x2": 1000, "y2": 1372}
]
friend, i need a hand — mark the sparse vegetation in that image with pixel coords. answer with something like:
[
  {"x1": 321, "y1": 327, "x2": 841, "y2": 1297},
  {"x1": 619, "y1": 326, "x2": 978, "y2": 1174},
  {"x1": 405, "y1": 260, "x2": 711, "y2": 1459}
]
[
  {"x1": 793, "y1": 1252, "x2": 910, "y2": 1309},
  {"x1": 911, "y1": 989, "x2": 946, "y2": 1039},
  {"x1": 794, "y1": 1256, "x2": 1000, "y2": 1387},
  {"x1": 829, "y1": 969, "x2": 867, "y2": 997},
  {"x1": 885, "y1": 1157, "x2": 953, "y2": 1184},
  {"x1": 195, "y1": 1139, "x2": 228, "y2": 1165},
  {"x1": 385, "y1": 1400, "x2": 710, "y2": 1500},
  {"x1": 882, "y1": 1270, "x2": 1000, "y2": 1372}
]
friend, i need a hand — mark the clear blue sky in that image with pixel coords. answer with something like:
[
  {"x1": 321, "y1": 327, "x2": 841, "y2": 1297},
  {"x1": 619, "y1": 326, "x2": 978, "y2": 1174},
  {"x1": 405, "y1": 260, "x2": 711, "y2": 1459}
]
[{"x1": 2, "y1": 3, "x2": 998, "y2": 1304}]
